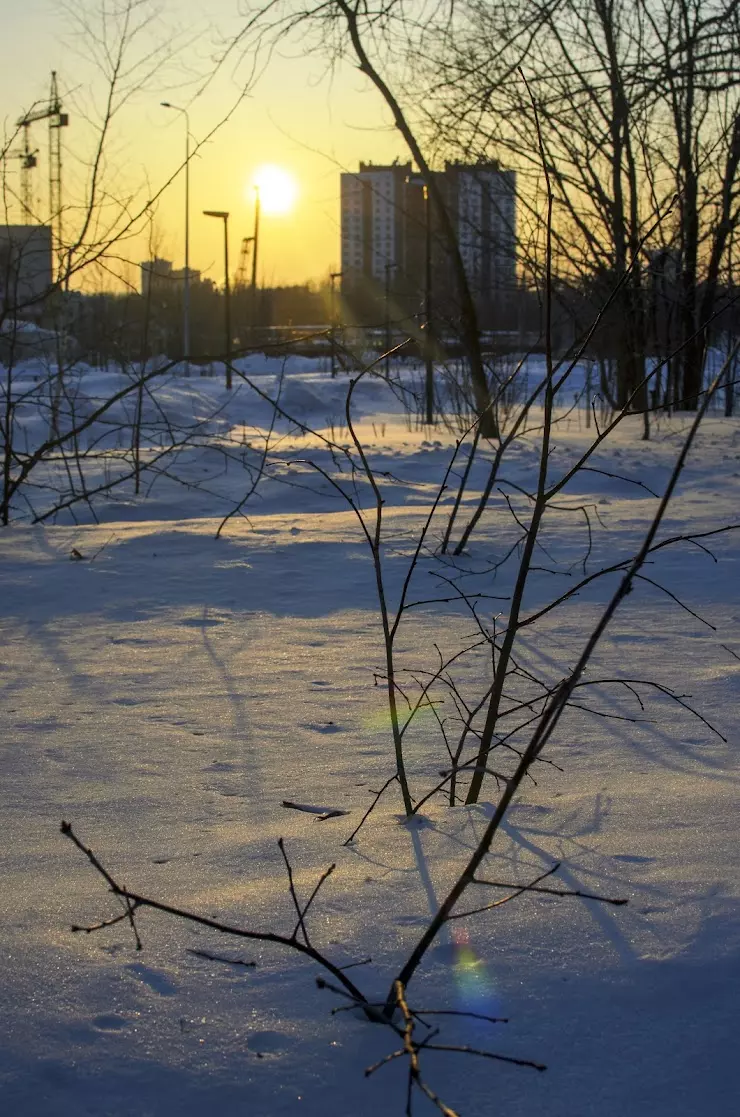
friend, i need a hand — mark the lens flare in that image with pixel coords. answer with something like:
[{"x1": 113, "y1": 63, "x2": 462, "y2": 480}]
[
  {"x1": 360, "y1": 703, "x2": 439, "y2": 733},
  {"x1": 451, "y1": 926, "x2": 499, "y2": 1017}
]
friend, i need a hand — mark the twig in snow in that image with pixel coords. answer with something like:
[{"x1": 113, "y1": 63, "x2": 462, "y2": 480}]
[
  {"x1": 188, "y1": 949, "x2": 257, "y2": 968},
  {"x1": 61, "y1": 821, "x2": 367, "y2": 1003},
  {"x1": 282, "y1": 800, "x2": 349, "y2": 820},
  {"x1": 344, "y1": 772, "x2": 399, "y2": 845}
]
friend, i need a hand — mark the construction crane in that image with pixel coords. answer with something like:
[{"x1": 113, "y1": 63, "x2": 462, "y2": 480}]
[
  {"x1": 13, "y1": 126, "x2": 39, "y2": 221},
  {"x1": 235, "y1": 235, "x2": 254, "y2": 288},
  {"x1": 15, "y1": 72, "x2": 69, "y2": 273}
]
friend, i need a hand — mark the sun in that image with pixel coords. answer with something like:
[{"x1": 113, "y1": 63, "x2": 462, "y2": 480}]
[{"x1": 250, "y1": 165, "x2": 298, "y2": 216}]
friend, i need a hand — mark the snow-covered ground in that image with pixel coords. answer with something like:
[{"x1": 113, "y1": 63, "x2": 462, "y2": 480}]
[{"x1": 0, "y1": 354, "x2": 738, "y2": 1115}]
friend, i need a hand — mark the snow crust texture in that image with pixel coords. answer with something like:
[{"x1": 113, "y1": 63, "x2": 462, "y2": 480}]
[{"x1": 0, "y1": 354, "x2": 738, "y2": 1115}]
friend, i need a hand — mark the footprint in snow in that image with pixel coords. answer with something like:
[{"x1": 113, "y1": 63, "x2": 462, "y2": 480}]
[
  {"x1": 92, "y1": 1013, "x2": 130, "y2": 1032},
  {"x1": 43, "y1": 748, "x2": 67, "y2": 761},
  {"x1": 16, "y1": 720, "x2": 62, "y2": 731},
  {"x1": 247, "y1": 1030, "x2": 288, "y2": 1058},
  {"x1": 124, "y1": 963, "x2": 178, "y2": 996}
]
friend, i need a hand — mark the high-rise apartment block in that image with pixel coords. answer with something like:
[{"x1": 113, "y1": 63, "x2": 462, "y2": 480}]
[
  {"x1": 340, "y1": 162, "x2": 418, "y2": 288},
  {"x1": 445, "y1": 162, "x2": 516, "y2": 308},
  {"x1": 339, "y1": 160, "x2": 516, "y2": 329}
]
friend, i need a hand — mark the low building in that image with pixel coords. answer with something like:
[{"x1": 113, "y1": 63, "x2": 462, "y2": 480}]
[
  {"x1": 140, "y1": 258, "x2": 173, "y2": 297},
  {"x1": 0, "y1": 224, "x2": 53, "y2": 318},
  {"x1": 140, "y1": 259, "x2": 201, "y2": 297}
]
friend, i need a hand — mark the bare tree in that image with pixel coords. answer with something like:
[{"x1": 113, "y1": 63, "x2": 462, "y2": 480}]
[
  {"x1": 0, "y1": 0, "x2": 254, "y2": 523},
  {"x1": 61, "y1": 321, "x2": 738, "y2": 1109},
  {"x1": 48, "y1": 5, "x2": 740, "y2": 1111},
  {"x1": 410, "y1": 0, "x2": 740, "y2": 410}
]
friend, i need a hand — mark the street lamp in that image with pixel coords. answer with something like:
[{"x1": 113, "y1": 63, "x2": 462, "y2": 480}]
[
  {"x1": 161, "y1": 101, "x2": 191, "y2": 374},
  {"x1": 422, "y1": 182, "x2": 434, "y2": 424},
  {"x1": 250, "y1": 186, "x2": 260, "y2": 291},
  {"x1": 250, "y1": 185, "x2": 260, "y2": 336},
  {"x1": 384, "y1": 261, "x2": 399, "y2": 379},
  {"x1": 203, "y1": 209, "x2": 232, "y2": 390},
  {"x1": 407, "y1": 173, "x2": 434, "y2": 424},
  {"x1": 330, "y1": 271, "x2": 342, "y2": 378}
]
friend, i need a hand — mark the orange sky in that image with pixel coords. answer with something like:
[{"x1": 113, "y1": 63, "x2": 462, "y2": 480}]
[{"x1": 1, "y1": 0, "x2": 409, "y2": 290}]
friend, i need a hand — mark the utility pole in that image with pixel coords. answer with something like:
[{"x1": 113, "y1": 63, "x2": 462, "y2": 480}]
[
  {"x1": 384, "y1": 262, "x2": 397, "y2": 378},
  {"x1": 250, "y1": 187, "x2": 260, "y2": 290},
  {"x1": 423, "y1": 183, "x2": 434, "y2": 425},
  {"x1": 224, "y1": 218, "x2": 231, "y2": 387},
  {"x1": 251, "y1": 186, "x2": 260, "y2": 337},
  {"x1": 330, "y1": 271, "x2": 342, "y2": 377},
  {"x1": 406, "y1": 173, "x2": 435, "y2": 423},
  {"x1": 203, "y1": 210, "x2": 232, "y2": 389},
  {"x1": 161, "y1": 102, "x2": 191, "y2": 373}
]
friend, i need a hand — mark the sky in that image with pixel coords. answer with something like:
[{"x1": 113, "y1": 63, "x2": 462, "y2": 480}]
[{"x1": 1, "y1": 0, "x2": 409, "y2": 290}]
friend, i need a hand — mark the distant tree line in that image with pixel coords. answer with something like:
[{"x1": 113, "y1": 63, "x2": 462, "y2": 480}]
[
  {"x1": 59, "y1": 265, "x2": 740, "y2": 381},
  {"x1": 64, "y1": 280, "x2": 335, "y2": 365}
]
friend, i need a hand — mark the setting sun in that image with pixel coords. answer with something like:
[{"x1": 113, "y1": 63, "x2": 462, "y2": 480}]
[{"x1": 251, "y1": 164, "x2": 298, "y2": 216}]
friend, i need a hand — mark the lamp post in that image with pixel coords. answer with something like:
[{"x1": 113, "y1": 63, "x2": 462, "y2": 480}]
[
  {"x1": 203, "y1": 209, "x2": 232, "y2": 390},
  {"x1": 384, "y1": 261, "x2": 398, "y2": 379},
  {"x1": 422, "y1": 182, "x2": 434, "y2": 425},
  {"x1": 161, "y1": 102, "x2": 190, "y2": 374},
  {"x1": 406, "y1": 173, "x2": 434, "y2": 423},
  {"x1": 250, "y1": 186, "x2": 260, "y2": 291},
  {"x1": 330, "y1": 271, "x2": 342, "y2": 377},
  {"x1": 250, "y1": 185, "x2": 260, "y2": 336}
]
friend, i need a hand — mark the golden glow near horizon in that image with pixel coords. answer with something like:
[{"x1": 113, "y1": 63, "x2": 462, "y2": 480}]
[
  {"x1": 251, "y1": 164, "x2": 299, "y2": 216},
  {"x1": 2, "y1": 1, "x2": 407, "y2": 289}
]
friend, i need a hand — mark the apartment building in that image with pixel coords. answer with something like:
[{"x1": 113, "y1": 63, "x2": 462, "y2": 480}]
[
  {"x1": 339, "y1": 160, "x2": 516, "y2": 329},
  {"x1": 445, "y1": 162, "x2": 517, "y2": 309}
]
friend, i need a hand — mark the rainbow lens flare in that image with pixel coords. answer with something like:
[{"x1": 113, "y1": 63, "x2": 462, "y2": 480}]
[{"x1": 452, "y1": 926, "x2": 499, "y2": 1018}]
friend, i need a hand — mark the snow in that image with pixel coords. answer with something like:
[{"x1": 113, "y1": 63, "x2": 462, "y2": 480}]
[{"x1": 0, "y1": 353, "x2": 738, "y2": 1115}]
